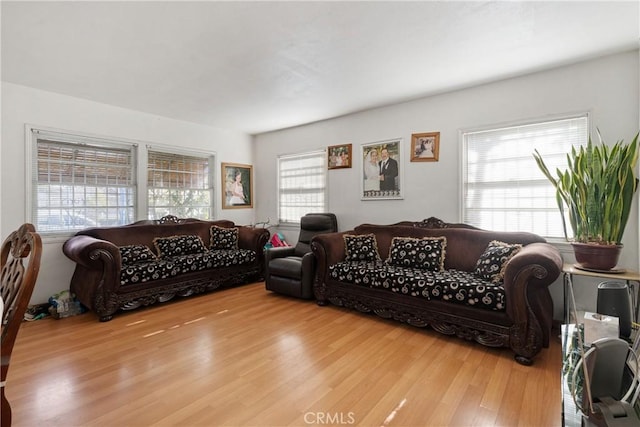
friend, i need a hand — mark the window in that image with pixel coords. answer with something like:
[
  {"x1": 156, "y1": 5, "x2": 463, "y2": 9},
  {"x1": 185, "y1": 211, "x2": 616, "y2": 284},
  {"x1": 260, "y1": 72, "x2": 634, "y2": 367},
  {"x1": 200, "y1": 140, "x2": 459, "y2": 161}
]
[
  {"x1": 147, "y1": 149, "x2": 214, "y2": 220},
  {"x1": 31, "y1": 128, "x2": 136, "y2": 235},
  {"x1": 278, "y1": 150, "x2": 327, "y2": 224},
  {"x1": 28, "y1": 127, "x2": 219, "y2": 236},
  {"x1": 462, "y1": 114, "x2": 588, "y2": 238}
]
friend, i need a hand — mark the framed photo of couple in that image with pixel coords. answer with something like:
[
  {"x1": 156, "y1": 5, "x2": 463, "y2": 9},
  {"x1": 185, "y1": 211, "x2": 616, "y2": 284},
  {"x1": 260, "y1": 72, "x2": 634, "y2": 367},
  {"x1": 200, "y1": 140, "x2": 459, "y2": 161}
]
[
  {"x1": 410, "y1": 132, "x2": 440, "y2": 162},
  {"x1": 361, "y1": 138, "x2": 403, "y2": 200},
  {"x1": 327, "y1": 143, "x2": 352, "y2": 169}
]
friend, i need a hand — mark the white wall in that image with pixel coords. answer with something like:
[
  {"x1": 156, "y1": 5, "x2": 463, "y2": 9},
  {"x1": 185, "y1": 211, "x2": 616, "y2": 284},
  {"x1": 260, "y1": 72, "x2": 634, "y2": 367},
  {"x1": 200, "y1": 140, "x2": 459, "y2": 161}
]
[
  {"x1": 1, "y1": 82, "x2": 255, "y2": 304},
  {"x1": 254, "y1": 50, "x2": 640, "y2": 320}
]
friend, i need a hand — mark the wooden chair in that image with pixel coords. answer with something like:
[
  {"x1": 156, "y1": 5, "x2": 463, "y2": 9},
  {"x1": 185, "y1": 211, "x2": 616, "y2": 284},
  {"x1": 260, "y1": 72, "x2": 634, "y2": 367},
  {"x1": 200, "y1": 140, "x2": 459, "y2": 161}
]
[{"x1": 1, "y1": 224, "x2": 42, "y2": 427}]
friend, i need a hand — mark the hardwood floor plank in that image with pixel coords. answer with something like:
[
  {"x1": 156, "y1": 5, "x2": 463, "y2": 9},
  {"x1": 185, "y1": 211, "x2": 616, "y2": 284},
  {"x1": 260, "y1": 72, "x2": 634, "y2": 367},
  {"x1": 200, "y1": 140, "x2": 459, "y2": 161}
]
[{"x1": 6, "y1": 282, "x2": 561, "y2": 426}]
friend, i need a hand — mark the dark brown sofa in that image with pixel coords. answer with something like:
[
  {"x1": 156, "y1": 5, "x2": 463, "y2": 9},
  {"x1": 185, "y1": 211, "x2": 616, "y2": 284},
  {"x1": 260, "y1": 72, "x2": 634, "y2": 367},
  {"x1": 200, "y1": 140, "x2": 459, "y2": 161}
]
[
  {"x1": 311, "y1": 221, "x2": 562, "y2": 365},
  {"x1": 63, "y1": 217, "x2": 269, "y2": 321}
]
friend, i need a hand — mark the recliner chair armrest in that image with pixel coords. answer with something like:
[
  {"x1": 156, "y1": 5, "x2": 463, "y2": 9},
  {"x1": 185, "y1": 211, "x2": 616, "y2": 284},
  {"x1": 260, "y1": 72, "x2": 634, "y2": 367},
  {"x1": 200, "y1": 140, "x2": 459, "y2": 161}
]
[
  {"x1": 265, "y1": 246, "x2": 296, "y2": 263},
  {"x1": 300, "y1": 251, "x2": 316, "y2": 273}
]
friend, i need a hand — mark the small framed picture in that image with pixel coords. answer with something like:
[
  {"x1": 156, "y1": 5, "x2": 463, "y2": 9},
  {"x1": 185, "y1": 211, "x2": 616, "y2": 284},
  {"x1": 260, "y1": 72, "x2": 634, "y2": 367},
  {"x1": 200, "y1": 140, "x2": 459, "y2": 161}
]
[
  {"x1": 221, "y1": 162, "x2": 253, "y2": 209},
  {"x1": 328, "y1": 143, "x2": 352, "y2": 169},
  {"x1": 361, "y1": 138, "x2": 403, "y2": 200},
  {"x1": 410, "y1": 132, "x2": 440, "y2": 162}
]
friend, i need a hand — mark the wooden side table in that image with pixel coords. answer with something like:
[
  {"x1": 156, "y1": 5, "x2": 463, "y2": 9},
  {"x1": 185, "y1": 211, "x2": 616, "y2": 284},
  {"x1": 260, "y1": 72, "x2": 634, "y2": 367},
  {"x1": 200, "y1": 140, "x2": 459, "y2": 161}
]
[{"x1": 563, "y1": 262, "x2": 640, "y2": 324}]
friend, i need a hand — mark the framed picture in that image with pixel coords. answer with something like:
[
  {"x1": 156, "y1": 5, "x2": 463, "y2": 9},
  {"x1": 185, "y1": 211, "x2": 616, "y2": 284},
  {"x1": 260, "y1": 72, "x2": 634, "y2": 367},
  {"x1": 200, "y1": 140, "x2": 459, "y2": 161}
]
[
  {"x1": 328, "y1": 143, "x2": 352, "y2": 169},
  {"x1": 361, "y1": 138, "x2": 403, "y2": 200},
  {"x1": 410, "y1": 132, "x2": 440, "y2": 162},
  {"x1": 221, "y1": 162, "x2": 253, "y2": 209}
]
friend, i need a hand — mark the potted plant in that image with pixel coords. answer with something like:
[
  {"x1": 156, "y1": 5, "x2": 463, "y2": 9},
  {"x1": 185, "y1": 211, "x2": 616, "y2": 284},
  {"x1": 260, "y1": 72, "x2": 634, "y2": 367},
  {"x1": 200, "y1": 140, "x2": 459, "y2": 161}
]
[{"x1": 533, "y1": 130, "x2": 639, "y2": 271}]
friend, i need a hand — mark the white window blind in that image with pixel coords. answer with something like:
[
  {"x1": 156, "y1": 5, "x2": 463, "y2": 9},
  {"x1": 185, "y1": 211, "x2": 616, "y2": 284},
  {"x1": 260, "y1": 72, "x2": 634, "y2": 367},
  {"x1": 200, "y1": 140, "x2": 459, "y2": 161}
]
[
  {"x1": 147, "y1": 150, "x2": 213, "y2": 220},
  {"x1": 278, "y1": 150, "x2": 327, "y2": 224},
  {"x1": 32, "y1": 130, "x2": 136, "y2": 234},
  {"x1": 462, "y1": 115, "x2": 588, "y2": 237}
]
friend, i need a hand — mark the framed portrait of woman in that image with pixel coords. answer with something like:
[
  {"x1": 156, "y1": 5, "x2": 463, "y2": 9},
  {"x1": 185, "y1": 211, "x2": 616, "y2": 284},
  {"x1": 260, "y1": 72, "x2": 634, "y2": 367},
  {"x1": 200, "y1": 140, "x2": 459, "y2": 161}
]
[
  {"x1": 221, "y1": 162, "x2": 253, "y2": 209},
  {"x1": 361, "y1": 138, "x2": 403, "y2": 200}
]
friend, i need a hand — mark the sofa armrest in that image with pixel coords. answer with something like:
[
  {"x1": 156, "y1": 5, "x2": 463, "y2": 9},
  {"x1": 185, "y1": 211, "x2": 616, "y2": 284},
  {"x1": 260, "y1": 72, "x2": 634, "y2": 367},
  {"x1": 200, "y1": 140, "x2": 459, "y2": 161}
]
[
  {"x1": 310, "y1": 231, "x2": 350, "y2": 302},
  {"x1": 237, "y1": 226, "x2": 270, "y2": 252},
  {"x1": 502, "y1": 242, "x2": 562, "y2": 349},
  {"x1": 311, "y1": 232, "x2": 349, "y2": 264},
  {"x1": 503, "y1": 242, "x2": 562, "y2": 290},
  {"x1": 237, "y1": 226, "x2": 270, "y2": 276},
  {"x1": 62, "y1": 235, "x2": 123, "y2": 320},
  {"x1": 63, "y1": 235, "x2": 121, "y2": 271}
]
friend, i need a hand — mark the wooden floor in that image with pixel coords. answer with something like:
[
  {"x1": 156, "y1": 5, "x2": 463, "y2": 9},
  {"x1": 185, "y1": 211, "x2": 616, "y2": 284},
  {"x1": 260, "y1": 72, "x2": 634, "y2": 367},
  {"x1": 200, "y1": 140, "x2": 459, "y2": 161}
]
[{"x1": 7, "y1": 282, "x2": 561, "y2": 427}]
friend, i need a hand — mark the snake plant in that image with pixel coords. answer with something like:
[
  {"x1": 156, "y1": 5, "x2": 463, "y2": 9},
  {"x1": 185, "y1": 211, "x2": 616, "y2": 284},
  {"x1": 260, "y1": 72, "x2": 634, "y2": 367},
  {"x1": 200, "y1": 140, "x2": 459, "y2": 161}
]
[{"x1": 533, "y1": 130, "x2": 639, "y2": 245}]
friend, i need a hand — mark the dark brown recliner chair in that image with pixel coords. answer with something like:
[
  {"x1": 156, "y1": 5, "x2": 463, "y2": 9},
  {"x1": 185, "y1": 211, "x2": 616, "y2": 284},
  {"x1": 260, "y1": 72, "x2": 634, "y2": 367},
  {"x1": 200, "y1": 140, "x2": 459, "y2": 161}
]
[{"x1": 265, "y1": 213, "x2": 338, "y2": 299}]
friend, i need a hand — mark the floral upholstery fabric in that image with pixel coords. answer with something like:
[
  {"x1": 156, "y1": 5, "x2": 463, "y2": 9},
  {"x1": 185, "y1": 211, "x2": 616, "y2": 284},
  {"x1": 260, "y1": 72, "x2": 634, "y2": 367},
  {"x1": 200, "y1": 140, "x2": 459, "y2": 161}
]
[
  {"x1": 210, "y1": 226, "x2": 239, "y2": 250},
  {"x1": 344, "y1": 234, "x2": 381, "y2": 262},
  {"x1": 119, "y1": 245, "x2": 156, "y2": 265},
  {"x1": 386, "y1": 236, "x2": 446, "y2": 271},
  {"x1": 120, "y1": 249, "x2": 256, "y2": 286},
  {"x1": 474, "y1": 240, "x2": 522, "y2": 284},
  {"x1": 329, "y1": 261, "x2": 505, "y2": 311},
  {"x1": 153, "y1": 235, "x2": 207, "y2": 258}
]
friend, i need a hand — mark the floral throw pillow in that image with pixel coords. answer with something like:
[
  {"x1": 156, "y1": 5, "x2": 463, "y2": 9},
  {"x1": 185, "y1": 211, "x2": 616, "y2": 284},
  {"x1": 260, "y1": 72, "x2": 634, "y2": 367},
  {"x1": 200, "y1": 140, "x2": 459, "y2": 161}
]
[
  {"x1": 118, "y1": 244, "x2": 156, "y2": 265},
  {"x1": 344, "y1": 233, "x2": 380, "y2": 262},
  {"x1": 210, "y1": 226, "x2": 239, "y2": 250},
  {"x1": 153, "y1": 235, "x2": 207, "y2": 258},
  {"x1": 386, "y1": 236, "x2": 446, "y2": 271},
  {"x1": 474, "y1": 240, "x2": 523, "y2": 284}
]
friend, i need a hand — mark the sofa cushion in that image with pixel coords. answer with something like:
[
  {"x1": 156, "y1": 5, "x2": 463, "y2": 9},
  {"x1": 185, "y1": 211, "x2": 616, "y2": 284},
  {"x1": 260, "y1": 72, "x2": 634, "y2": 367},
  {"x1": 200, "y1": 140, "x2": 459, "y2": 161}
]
[
  {"x1": 344, "y1": 234, "x2": 380, "y2": 262},
  {"x1": 474, "y1": 240, "x2": 522, "y2": 284},
  {"x1": 329, "y1": 261, "x2": 505, "y2": 311},
  {"x1": 120, "y1": 249, "x2": 257, "y2": 285},
  {"x1": 210, "y1": 225, "x2": 239, "y2": 250},
  {"x1": 208, "y1": 249, "x2": 257, "y2": 268},
  {"x1": 118, "y1": 244, "x2": 156, "y2": 265},
  {"x1": 121, "y1": 259, "x2": 179, "y2": 285},
  {"x1": 386, "y1": 236, "x2": 446, "y2": 271},
  {"x1": 153, "y1": 235, "x2": 207, "y2": 258}
]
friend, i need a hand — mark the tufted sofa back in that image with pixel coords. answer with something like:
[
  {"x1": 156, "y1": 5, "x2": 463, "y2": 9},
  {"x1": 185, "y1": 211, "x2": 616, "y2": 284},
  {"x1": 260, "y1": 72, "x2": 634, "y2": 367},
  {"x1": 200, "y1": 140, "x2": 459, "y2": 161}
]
[
  {"x1": 353, "y1": 224, "x2": 545, "y2": 272},
  {"x1": 75, "y1": 220, "x2": 236, "y2": 253}
]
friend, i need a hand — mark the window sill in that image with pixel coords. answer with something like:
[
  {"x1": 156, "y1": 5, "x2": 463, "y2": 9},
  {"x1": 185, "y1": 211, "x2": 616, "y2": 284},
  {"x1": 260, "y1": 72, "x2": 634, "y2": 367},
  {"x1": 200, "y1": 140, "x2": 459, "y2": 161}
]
[
  {"x1": 41, "y1": 234, "x2": 75, "y2": 244},
  {"x1": 276, "y1": 222, "x2": 301, "y2": 230},
  {"x1": 545, "y1": 238, "x2": 574, "y2": 255}
]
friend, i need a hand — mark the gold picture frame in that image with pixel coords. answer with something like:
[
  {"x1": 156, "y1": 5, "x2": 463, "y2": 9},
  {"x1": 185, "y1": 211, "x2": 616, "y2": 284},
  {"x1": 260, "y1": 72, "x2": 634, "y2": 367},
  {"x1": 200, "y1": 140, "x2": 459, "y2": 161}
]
[
  {"x1": 410, "y1": 132, "x2": 440, "y2": 162},
  {"x1": 221, "y1": 162, "x2": 253, "y2": 209},
  {"x1": 327, "y1": 143, "x2": 352, "y2": 169}
]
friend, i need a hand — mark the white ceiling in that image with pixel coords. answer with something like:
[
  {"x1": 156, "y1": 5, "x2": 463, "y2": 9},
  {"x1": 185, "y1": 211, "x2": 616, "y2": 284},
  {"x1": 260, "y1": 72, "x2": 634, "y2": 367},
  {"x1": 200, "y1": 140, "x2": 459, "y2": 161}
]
[{"x1": 2, "y1": 1, "x2": 639, "y2": 135}]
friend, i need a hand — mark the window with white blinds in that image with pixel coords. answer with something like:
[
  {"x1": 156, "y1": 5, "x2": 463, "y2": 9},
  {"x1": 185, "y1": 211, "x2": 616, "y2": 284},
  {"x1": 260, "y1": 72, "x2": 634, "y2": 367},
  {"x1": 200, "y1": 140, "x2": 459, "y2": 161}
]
[
  {"x1": 147, "y1": 150, "x2": 214, "y2": 220},
  {"x1": 31, "y1": 129, "x2": 136, "y2": 234},
  {"x1": 462, "y1": 114, "x2": 589, "y2": 238},
  {"x1": 278, "y1": 150, "x2": 327, "y2": 224}
]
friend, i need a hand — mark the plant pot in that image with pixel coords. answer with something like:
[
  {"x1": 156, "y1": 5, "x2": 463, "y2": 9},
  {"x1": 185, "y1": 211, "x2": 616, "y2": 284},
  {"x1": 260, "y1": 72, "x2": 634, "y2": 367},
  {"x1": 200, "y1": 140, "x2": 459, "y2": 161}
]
[{"x1": 571, "y1": 242, "x2": 623, "y2": 271}]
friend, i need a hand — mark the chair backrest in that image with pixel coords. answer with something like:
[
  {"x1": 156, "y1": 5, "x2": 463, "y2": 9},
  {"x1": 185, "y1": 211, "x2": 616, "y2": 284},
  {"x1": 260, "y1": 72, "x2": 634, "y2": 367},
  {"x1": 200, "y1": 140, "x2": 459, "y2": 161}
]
[
  {"x1": 294, "y1": 213, "x2": 338, "y2": 256},
  {"x1": 1, "y1": 223, "x2": 42, "y2": 383}
]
